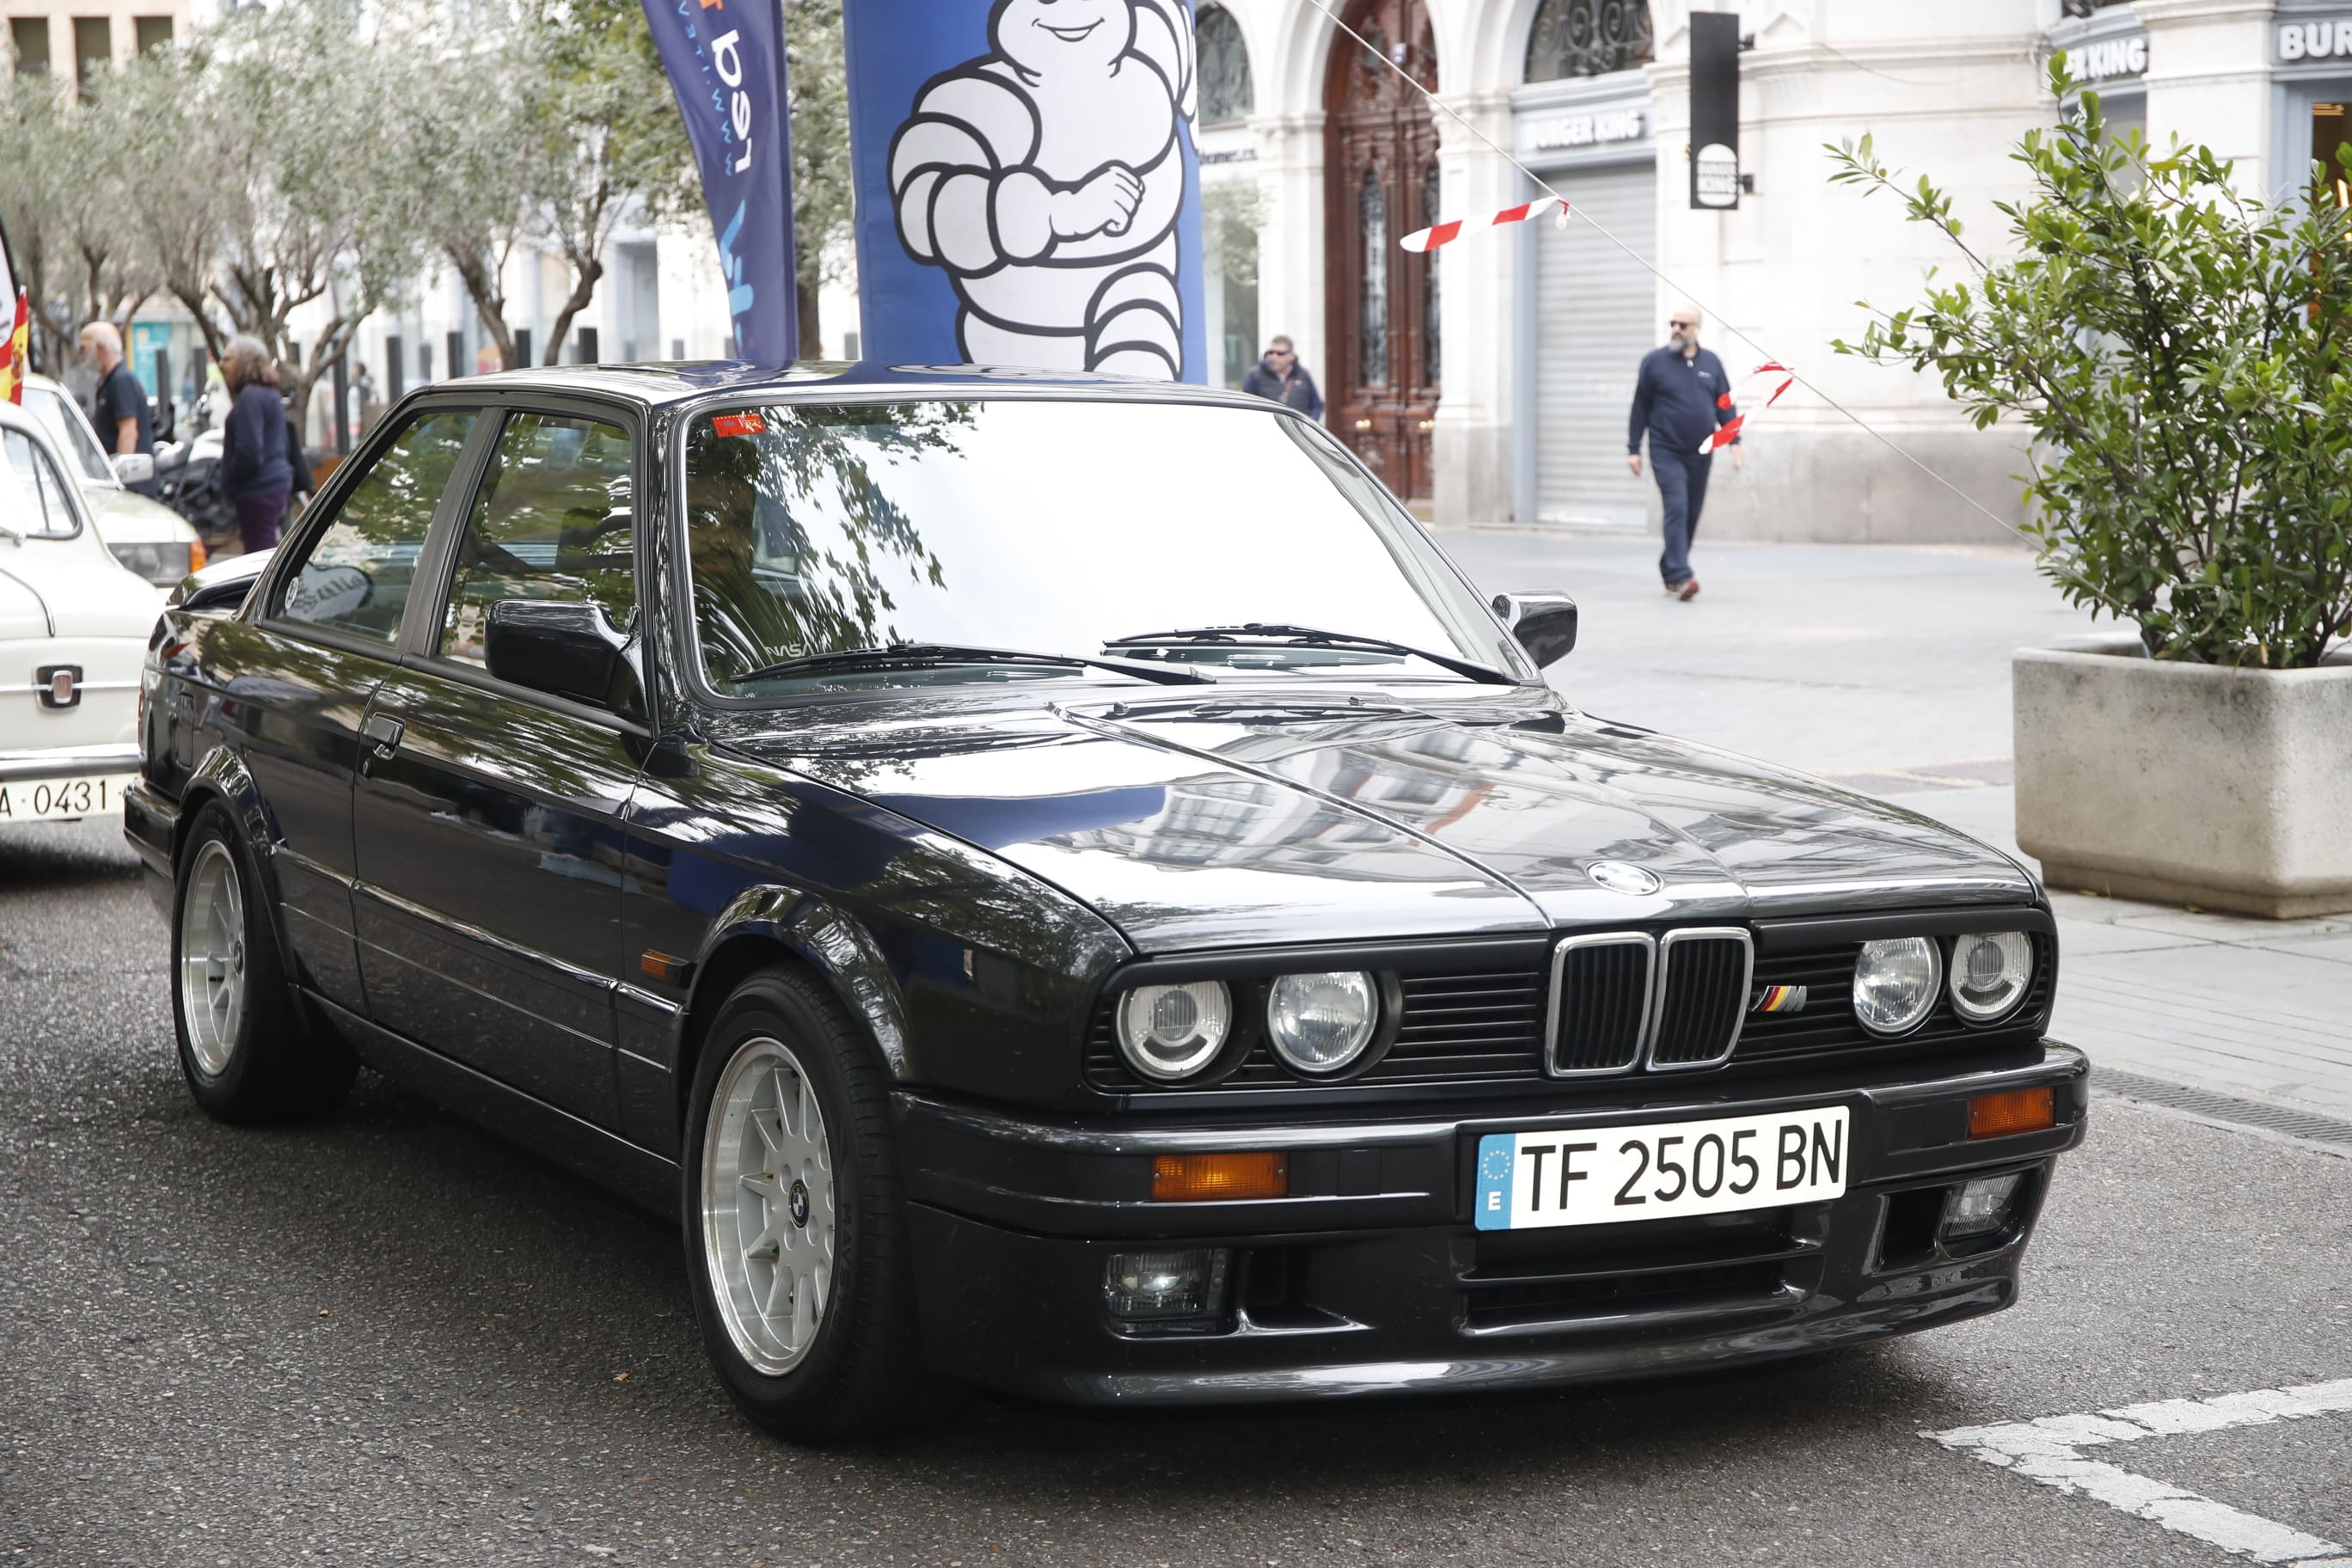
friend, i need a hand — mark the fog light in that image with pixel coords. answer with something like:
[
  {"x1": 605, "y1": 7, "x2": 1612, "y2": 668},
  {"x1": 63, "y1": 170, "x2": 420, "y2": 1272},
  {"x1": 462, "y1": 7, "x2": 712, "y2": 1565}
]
[
  {"x1": 1104, "y1": 1248, "x2": 1231, "y2": 1321},
  {"x1": 1945, "y1": 1173, "x2": 2026, "y2": 1239},
  {"x1": 1151, "y1": 1151, "x2": 1288, "y2": 1202},
  {"x1": 1969, "y1": 1087, "x2": 2055, "y2": 1138}
]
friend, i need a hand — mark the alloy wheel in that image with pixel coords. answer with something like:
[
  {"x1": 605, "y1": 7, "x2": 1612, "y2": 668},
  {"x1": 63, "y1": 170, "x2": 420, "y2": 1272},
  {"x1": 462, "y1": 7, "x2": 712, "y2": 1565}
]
[
  {"x1": 701, "y1": 1036, "x2": 837, "y2": 1376},
  {"x1": 178, "y1": 839, "x2": 246, "y2": 1078}
]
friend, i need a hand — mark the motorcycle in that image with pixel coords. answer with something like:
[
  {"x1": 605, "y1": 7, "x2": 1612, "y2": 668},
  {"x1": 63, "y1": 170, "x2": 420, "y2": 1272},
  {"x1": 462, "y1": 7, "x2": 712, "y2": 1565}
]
[{"x1": 151, "y1": 430, "x2": 236, "y2": 550}]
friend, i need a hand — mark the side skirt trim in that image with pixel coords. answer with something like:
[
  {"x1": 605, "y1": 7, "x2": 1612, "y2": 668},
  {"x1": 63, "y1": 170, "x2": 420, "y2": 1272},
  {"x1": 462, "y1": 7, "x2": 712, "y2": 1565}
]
[{"x1": 309, "y1": 992, "x2": 679, "y2": 1221}]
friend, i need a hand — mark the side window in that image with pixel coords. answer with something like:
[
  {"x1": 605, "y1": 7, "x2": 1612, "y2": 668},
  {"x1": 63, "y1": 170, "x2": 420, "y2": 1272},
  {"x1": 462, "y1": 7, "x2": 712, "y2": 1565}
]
[
  {"x1": 277, "y1": 409, "x2": 481, "y2": 643},
  {"x1": 434, "y1": 412, "x2": 635, "y2": 666},
  {"x1": 0, "y1": 429, "x2": 81, "y2": 538}
]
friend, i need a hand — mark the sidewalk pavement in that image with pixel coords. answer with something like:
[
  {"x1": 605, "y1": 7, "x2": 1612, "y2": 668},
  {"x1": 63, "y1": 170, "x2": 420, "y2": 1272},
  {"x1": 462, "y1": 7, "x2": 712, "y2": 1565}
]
[{"x1": 1437, "y1": 529, "x2": 2352, "y2": 1117}]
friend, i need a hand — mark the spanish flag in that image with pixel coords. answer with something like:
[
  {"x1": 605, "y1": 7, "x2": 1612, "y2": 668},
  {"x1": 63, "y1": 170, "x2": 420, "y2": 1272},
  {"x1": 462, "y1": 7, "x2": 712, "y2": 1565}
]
[{"x1": 0, "y1": 290, "x2": 27, "y2": 404}]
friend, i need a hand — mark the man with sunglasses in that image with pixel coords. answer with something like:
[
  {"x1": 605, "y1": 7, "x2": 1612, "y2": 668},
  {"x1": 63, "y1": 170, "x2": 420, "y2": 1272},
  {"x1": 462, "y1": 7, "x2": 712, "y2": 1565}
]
[
  {"x1": 1242, "y1": 336, "x2": 1325, "y2": 420},
  {"x1": 1626, "y1": 303, "x2": 1742, "y2": 601}
]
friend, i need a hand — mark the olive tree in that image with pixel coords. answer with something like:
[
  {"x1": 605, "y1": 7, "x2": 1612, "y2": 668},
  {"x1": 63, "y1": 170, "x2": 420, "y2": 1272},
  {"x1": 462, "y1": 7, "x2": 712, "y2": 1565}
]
[
  {"x1": 0, "y1": 73, "x2": 160, "y2": 369},
  {"x1": 1828, "y1": 56, "x2": 2352, "y2": 669}
]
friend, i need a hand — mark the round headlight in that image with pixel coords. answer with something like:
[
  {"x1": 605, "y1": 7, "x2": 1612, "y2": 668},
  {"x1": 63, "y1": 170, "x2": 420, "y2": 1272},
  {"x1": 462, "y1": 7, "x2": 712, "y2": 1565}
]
[
  {"x1": 1116, "y1": 981, "x2": 1232, "y2": 1081},
  {"x1": 1949, "y1": 930, "x2": 2035, "y2": 1022},
  {"x1": 1853, "y1": 937, "x2": 1941, "y2": 1036},
  {"x1": 1265, "y1": 971, "x2": 1380, "y2": 1075}
]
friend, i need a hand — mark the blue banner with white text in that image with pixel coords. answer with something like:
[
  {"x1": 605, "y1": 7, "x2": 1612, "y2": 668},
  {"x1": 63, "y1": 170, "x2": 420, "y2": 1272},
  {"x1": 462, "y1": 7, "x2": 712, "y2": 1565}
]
[
  {"x1": 842, "y1": 0, "x2": 1206, "y2": 381},
  {"x1": 641, "y1": 0, "x2": 799, "y2": 363}
]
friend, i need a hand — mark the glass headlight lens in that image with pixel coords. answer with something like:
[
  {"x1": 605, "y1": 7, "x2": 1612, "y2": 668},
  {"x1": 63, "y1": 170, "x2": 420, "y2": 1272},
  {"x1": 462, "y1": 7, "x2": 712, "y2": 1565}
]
[
  {"x1": 1950, "y1": 931, "x2": 2035, "y2": 1022},
  {"x1": 110, "y1": 540, "x2": 193, "y2": 585},
  {"x1": 1852, "y1": 937, "x2": 1941, "y2": 1035},
  {"x1": 1265, "y1": 971, "x2": 1379, "y2": 1075},
  {"x1": 1116, "y1": 981, "x2": 1232, "y2": 1081}
]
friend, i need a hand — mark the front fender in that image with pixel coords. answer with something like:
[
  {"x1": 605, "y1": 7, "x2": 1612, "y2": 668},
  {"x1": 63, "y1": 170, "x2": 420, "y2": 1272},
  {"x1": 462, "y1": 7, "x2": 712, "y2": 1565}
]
[{"x1": 689, "y1": 888, "x2": 916, "y2": 1076}]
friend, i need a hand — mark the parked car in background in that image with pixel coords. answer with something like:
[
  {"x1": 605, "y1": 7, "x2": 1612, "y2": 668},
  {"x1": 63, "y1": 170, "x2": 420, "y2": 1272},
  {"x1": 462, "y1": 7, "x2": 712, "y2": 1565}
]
[
  {"x1": 130, "y1": 366, "x2": 2085, "y2": 1444},
  {"x1": 0, "y1": 400, "x2": 163, "y2": 826},
  {"x1": 20, "y1": 372, "x2": 206, "y2": 588}
]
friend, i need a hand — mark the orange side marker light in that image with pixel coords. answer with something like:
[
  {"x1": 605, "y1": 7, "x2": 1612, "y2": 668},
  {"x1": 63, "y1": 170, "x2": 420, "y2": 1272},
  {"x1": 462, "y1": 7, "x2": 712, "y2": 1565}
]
[
  {"x1": 1150, "y1": 1152, "x2": 1289, "y2": 1203},
  {"x1": 1968, "y1": 1087, "x2": 2055, "y2": 1139}
]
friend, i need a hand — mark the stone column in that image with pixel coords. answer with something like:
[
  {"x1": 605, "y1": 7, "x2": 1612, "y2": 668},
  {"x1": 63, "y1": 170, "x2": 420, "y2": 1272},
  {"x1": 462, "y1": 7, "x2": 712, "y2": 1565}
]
[
  {"x1": 1432, "y1": 88, "x2": 1518, "y2": 527},
  {"x1": 1253, "y1": 108, "x2": 1330, "y2": 388},
  {"x1": 2137, "y1": 0, "x2": 2278, "y2": 196}
]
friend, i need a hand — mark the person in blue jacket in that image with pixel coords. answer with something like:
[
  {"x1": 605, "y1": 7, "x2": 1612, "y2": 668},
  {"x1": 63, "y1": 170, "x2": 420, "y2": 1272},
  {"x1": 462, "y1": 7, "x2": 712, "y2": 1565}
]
[
  {"x1": 1626, "y1": 303, "x2": 1743, "y2": 601},
  {"x1": 217, "y1": 335, "x2": 296, "y2": 554}
]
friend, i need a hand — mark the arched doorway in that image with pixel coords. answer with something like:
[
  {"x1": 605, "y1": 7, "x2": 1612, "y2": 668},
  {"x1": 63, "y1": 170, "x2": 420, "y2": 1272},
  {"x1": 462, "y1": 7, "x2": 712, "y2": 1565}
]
[{"x1": 1324, "y1": 0, "x2": 1439, "y2": 505}]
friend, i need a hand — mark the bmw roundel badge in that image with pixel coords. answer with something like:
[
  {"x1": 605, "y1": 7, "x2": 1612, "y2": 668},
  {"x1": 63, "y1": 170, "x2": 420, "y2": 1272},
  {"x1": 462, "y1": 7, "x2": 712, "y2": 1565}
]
[{"x1": 1586, "y1": 861, "x2": 1663, "y2": 897}]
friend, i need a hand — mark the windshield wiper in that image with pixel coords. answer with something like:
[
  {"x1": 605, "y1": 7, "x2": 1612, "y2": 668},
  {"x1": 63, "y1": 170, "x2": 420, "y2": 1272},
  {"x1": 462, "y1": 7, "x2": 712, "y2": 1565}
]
[
  {"x1": 1103, "y1": 623, "x2": 1517, "y2": 685},
  {"x1": 734, "y1": 641, "x2": 1212, "y2": 687}
]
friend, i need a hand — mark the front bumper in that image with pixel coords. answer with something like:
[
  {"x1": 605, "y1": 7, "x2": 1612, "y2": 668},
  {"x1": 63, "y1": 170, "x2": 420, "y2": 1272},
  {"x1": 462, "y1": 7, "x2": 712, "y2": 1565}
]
[{"x1": 893, "y1": 1044, "x2": 2088, "y2": 1405}]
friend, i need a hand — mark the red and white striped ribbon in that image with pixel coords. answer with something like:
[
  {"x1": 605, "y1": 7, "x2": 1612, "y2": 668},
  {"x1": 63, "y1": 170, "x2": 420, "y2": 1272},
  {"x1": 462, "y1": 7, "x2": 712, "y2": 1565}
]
[
  {"x1": 1700, "y1": 361, "x2": 1798, "y2": 454},
  {"x1": 1400, "y1": 197, "x2": 1569, "y2": 254}
]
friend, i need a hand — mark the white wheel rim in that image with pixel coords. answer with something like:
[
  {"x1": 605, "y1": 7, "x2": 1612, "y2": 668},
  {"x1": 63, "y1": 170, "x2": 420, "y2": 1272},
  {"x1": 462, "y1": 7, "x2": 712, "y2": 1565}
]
[
  {"x1": 701, "y1": 1036, "x2": 836, "y2": 1376},
  {"x1": 178, "y1": 840, "x2": 246, "y2": 1078}
]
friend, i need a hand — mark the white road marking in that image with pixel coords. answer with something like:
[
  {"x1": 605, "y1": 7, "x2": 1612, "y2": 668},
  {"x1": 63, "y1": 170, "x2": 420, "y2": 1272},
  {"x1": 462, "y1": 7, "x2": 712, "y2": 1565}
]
[{"x1": 1926, "y1": 1377, "x2": 2352, "y2": 1565}]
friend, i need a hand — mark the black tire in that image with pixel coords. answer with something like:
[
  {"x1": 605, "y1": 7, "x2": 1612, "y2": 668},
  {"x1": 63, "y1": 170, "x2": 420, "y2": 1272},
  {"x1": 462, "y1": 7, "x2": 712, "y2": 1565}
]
[
  {"x1": 682, "y1": 966, "x2": 933, "y2": 1443},
  {"x1": 170, "y1": 802, "x2": 357, "y2": 1122}
]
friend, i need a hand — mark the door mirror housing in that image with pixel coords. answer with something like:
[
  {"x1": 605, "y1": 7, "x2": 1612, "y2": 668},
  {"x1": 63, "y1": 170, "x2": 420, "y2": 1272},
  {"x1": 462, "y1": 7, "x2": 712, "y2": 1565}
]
[
  {"x1": 110, "y1": 452, "x2": 156, "y2": 487},
  {"x1": 485, "y1": 599, "x2": 642, "y2": 718},
  {"x1": 1493, "y1": 591, "x2": 1578, "y2": 667}
]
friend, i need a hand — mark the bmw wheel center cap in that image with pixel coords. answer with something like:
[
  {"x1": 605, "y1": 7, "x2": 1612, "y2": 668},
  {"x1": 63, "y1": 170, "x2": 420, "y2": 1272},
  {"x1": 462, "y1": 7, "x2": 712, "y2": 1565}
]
[{"x1": 1586, "y1": 861, "x2": 1663, "y2": 897}]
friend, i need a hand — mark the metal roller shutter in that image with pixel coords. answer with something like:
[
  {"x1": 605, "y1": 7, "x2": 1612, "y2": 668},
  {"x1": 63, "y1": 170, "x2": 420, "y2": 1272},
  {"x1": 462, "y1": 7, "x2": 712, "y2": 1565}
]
[{"x1": 1534, "y1": 163, "x2": 1657, "y2": 527}]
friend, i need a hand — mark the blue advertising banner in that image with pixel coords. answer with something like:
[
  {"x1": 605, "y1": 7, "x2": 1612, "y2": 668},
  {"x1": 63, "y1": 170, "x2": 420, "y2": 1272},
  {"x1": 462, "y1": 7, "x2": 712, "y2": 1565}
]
[
  {"x1": 842, "y1": 0, "x2": 1207, "y2": 382},
  {"x1": 640, "y1": 0, "x2": 799, "y2": 362}
]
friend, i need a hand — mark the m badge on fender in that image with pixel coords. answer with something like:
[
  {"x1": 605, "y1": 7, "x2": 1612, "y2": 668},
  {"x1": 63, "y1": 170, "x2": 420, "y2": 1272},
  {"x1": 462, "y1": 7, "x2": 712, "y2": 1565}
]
[{"x1": 1751, "y1": 984, "x2": 1808, "y2": 1014}]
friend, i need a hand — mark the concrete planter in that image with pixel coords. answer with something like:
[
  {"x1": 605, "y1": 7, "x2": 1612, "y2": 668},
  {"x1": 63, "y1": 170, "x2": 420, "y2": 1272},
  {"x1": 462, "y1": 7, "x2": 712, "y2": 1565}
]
[{"x1": 2014, "y1": 639, "x2": 2352, "y2": 918}]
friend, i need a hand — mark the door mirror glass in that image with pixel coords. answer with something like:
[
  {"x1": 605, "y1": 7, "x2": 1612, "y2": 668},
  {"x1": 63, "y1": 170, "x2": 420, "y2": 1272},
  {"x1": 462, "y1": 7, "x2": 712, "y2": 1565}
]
[
  {"x1": 109, "y1": 451, "x2": 156, "y2": 487},
  {"x1": 1493, "y1": 591, "x2": 1577, "y2": 667},
  {"x1": 485, "y1": 598, "x2": 638, "y2": 714}
]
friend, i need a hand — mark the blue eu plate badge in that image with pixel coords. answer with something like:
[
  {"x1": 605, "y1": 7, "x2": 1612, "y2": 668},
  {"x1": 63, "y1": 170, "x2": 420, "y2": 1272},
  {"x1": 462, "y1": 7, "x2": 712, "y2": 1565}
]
[{"x1": 1474, "y1": 1135, "x2": 1516, "y2": 1231}]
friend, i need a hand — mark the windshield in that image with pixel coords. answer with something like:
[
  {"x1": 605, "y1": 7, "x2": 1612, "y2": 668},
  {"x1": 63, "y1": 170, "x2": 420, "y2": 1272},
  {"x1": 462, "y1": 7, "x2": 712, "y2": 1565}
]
[
  {"x1": 682, "y1": 400, "x2": 1524, "y2": 695},
  {"x1": 22, "y1": 386, "x2": 119, "y2": 486}
]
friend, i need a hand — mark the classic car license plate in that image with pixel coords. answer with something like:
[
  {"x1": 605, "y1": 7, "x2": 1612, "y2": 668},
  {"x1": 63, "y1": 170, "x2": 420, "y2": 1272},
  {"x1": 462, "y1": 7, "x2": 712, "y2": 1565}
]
[
  {"x1": 0, "y1": 773, "x2": 136, "y2": 824},
  {"x1": 1474, "y1": 1106, "x2": 1849, "y2": 1231}
]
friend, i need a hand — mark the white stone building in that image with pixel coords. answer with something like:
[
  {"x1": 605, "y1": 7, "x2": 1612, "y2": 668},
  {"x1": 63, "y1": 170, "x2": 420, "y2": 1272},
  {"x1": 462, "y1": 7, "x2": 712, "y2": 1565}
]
[{"x1": 1191, "y1": 0, "x2": 2352, "y2": 542}]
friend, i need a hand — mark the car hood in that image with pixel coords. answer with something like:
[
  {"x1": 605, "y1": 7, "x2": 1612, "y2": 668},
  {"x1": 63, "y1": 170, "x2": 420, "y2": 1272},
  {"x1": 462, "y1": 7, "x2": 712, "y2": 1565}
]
[
  {"x1": 0, "y1": 542, "x2": 164, "y2": 639},
  {"x1": 714, "y1": 689, "x2": 2035, "y2": 954},
  {"x1": 86, "y1": 486, "x2": 197, "y2": 545}
]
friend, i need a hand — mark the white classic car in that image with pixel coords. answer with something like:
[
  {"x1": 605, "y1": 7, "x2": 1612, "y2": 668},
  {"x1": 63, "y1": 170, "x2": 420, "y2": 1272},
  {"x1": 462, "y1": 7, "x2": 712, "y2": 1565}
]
[
  {"x1": 19, "y1": 372, "x2": 206, "y2": 587},
  {"x1": 0, "y1": 399, "x2": 163, "y2": 825}
]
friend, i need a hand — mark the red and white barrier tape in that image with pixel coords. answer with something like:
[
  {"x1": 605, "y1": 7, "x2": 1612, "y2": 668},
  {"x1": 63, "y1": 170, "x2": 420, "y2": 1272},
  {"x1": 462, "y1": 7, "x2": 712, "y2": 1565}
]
[
  {"x1": 1699, "y1": 361, "x2": 1798, "y2": 454},
  {"x1": 1400, "y1": 198, "x2": 1568, "y2": 254}
]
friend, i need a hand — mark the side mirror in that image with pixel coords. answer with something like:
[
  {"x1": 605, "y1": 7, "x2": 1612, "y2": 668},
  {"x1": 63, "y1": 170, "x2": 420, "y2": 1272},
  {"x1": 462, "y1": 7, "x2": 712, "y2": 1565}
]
[
  {"x1": 1493, "y1": 591, "x2": 1578, "y2": 668},
  {"x1": 110, "y1": 452, "x2": 156, "y2": 487},
  {"x1": 486, "y1": 599, "x2": 640, "y2": 716}
]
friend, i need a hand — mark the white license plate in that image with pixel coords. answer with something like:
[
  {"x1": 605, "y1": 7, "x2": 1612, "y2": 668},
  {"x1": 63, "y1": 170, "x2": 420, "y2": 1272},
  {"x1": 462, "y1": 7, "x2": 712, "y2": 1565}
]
[
  {"x1": 0, "y1": 773, "x2": 136, "y2": 824},
  {"x1": 1474, "y1": 1106, "x2": 1849, "y2": 1231}
]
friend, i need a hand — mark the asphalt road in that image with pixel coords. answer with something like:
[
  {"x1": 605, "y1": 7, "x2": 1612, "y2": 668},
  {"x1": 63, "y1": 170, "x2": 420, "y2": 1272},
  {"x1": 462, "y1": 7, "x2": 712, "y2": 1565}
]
[{"x1": 4, "y1": 817, "x2": 2349, "y2": 1568}]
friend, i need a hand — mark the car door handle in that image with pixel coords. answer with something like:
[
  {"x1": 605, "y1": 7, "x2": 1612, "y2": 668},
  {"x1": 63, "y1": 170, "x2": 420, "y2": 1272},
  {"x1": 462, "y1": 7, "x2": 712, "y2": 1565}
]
[{"x1": 361, "y1": 715, "x2": 404, "y2": 761}]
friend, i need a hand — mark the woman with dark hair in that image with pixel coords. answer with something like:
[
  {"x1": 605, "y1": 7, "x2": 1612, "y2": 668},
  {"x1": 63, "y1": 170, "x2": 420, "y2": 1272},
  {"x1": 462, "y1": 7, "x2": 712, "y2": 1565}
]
[{"x1": 218, "y1": 334, "x2": 295, "y2": 554}]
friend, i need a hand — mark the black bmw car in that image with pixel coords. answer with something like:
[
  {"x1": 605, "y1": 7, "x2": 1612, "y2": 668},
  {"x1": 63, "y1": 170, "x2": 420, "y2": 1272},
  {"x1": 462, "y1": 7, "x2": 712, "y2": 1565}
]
[{"x1": 128, "y1": 364, "x2": 2085, "y2": 1442}]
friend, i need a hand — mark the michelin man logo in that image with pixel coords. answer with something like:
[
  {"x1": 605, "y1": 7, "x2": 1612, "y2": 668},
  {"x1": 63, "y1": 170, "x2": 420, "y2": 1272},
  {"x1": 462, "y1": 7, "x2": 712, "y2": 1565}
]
[{"x1": 889, "y1": 0, "x2": 1197, "y2": 379}]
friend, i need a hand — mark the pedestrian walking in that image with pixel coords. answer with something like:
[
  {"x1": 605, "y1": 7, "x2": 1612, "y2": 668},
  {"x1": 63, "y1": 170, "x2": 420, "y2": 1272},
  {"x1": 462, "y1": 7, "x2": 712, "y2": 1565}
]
[
  {"x1": 77, "y1": 322, "x2": 157, "y2": 496},
  {"x1": 218, "y1": 335, "x2": 295, "y2": 555},
  {"x1": 1626, "y1": 303, "x2": 1743, "y2": 601},
  {"x1": 352, "y1": 361, "x2": 377, "y2": 434},
  {"x1": 1242, "y1": 336, "x2": 1325, "y2": 419}
]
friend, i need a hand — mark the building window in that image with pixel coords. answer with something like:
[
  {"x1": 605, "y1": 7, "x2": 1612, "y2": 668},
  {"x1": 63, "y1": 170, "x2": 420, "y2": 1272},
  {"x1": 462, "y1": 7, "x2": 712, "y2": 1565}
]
[
  {"x1": 73, "y1": 15, "x2": 110, "y2": 98},
  {"x1": 1360, "y1": 165, "x2": 1388, "y2": 386},
  {"x1": 1523, "y1": 0, "x2": 1652, "y2": 83},
  {"x1": 10, "y1": 16, "x2": 51, "y2": 76},
  {"x1": 1420, "y1": 159, "x2": 1440, "y2": 387},
  {"x1": 1197, "y1": 4, "x2": 1254, "y2": 125},
  {"x1": 133, "y1": 15, "x2": 173, "y2": 54}
]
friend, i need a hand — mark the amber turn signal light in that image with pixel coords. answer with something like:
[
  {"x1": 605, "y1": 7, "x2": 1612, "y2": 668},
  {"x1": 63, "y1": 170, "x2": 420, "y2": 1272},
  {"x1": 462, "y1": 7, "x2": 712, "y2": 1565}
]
[
  {"x1": 1150, "y1": 1152, "x2": 1289, "y2": 1203},
  {"x1": 1968, "y1": 1087, "x2": 2055, "y2": 1139}
]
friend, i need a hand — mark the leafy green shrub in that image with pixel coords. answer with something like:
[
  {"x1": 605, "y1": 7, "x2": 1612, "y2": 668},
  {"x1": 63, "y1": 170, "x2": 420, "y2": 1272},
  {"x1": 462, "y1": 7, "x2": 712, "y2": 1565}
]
[{"x1": 1828, "y1": 58, "x2": 2352, "y2": 669}]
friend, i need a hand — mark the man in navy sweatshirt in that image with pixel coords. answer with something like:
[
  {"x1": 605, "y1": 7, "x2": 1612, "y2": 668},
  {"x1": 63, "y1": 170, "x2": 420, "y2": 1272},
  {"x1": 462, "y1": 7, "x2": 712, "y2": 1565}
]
[{"x1": 1626, "y1": 303, "x2": 1742, "y2": 600}]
